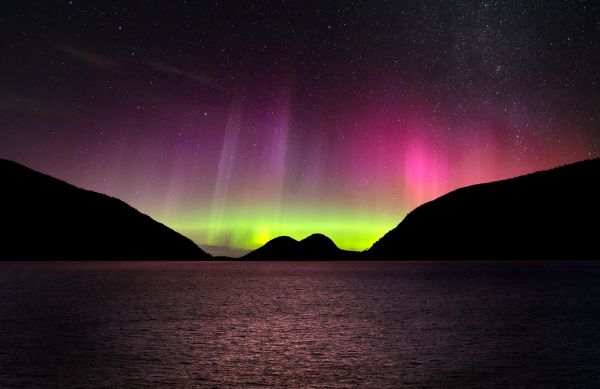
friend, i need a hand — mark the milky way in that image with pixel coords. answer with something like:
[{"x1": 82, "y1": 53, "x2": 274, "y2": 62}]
[{"x1": 1, "y1": 1, "x2": 599, "y2": 255}]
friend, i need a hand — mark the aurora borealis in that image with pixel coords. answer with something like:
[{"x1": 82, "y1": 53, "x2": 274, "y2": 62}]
[{"x1": 1, "y1": 1, "x2": 599, "y2": 256}]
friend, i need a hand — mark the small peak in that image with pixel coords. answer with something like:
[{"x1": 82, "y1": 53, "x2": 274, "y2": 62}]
[
  {"x1": 300, "y1": 234, "x2": 339, "y2": 251},
  {"x1": 301, "y1": 233, "x2": 334, "y2": 244},
  {"x1": 266, "y1": 236, "x2": 298, "y2": 245}
]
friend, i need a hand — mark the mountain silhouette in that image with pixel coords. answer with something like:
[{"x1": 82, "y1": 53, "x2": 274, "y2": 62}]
[
  {"x1": 243, "y1": 233, "x2": 359, "y2": 260},
  {"x1": 368, "y1": 158, "x2": 600, "y2": 260},
  {"x1": 1, "y1": 159, "x2": 211, "y2": 259}
]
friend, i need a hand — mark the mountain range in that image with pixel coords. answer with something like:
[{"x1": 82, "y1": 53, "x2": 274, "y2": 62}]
[
  {"x1": 2, "y1": 157, "x2": 599, "y2": 260},
  {"x1": 1, "y1": 159, "x2": 211, "y2": 259},
  {"x1": 367, "y1": 158, "x2": 599, "y2": 259}
]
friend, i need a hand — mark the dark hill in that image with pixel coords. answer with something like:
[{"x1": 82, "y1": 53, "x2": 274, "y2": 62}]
[
  {"x1": 368, "y1": 158, "x2": 600, "y2": 260},
  {"x1": 243, "y1": 233, "x2": 359, "y2": 260},
  {"x1": 1, "y1": 159, "x2": 211, "y2": 259}
]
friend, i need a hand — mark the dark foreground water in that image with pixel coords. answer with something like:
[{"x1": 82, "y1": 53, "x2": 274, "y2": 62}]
[{"x1": 1, "y1": 261, "x2": 600, "y2": 388}]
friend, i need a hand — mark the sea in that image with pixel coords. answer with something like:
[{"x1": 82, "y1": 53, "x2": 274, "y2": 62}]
[{"x1": 0, "y1": 261, "x2": 599, "y2": 388}]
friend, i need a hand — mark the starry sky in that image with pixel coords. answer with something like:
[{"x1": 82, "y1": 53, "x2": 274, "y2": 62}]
[{"x1": 1, "y1": 1, "x2": 599, "y2": 256}]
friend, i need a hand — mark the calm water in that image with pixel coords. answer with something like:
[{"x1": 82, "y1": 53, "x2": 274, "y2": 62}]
[{"x1": 1, "y1": 261, "x2": 600, "y2": 388}]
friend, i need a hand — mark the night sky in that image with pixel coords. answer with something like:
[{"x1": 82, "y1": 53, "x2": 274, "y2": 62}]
[{"x1": 1, "y1": 1, "x2": 599, "y2": 256}]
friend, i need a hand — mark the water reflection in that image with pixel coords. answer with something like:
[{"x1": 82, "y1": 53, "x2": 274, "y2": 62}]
[{"x1": 1, "y1": 261, "x2": 599, "y2": 387}]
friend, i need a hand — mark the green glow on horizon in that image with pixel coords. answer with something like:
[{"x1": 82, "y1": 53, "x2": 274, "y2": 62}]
[{"x1": 158, "y1": 205, "x2": 403, "y2": 253}]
